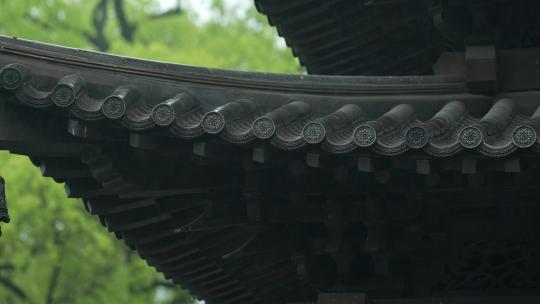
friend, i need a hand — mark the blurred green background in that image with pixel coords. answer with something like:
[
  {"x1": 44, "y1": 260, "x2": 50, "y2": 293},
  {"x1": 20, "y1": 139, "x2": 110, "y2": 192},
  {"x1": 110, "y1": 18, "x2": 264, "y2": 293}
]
[{"x1": 0, "y1": 1, "x2": 301, "y2": 303}]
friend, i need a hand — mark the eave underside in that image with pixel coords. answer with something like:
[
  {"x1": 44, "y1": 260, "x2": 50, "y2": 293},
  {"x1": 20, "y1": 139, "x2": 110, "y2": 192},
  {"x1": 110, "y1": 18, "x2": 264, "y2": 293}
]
[{"x1": 255, "y1": 0, "x2": 540, "y2": 76}]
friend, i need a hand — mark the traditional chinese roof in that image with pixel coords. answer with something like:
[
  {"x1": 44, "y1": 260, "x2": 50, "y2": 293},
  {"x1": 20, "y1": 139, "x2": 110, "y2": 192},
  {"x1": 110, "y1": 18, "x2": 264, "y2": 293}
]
[
  {"x1": 2, "y1": 36, "x2": 540, "y2": 303},
  {"x1": 1, "y1": 37, "x2": 540, "y2": 158},
  {"x1": 255, "y1": 0, "x2": 540, "y2": 76}
]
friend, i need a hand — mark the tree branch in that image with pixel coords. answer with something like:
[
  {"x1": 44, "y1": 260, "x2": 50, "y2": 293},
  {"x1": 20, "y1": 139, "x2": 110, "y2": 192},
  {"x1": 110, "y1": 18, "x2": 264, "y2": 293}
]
[
  {"x1": 45, "y1": 204, "x2": 67, "y2": 304},
  {"x1": 150, "y1": 6, "x2": 182, "y2": 19},
  {"x1": 0, "y1": 276, "x2": 27, "y2": 300},
  {"x1": 0, "y1": 263, "x2": 15, "y2": 271},
  {"x1": 23, "y1": 14, "x2": 51, "y2": 30},
  {"x1": 45, "y1": 261, "x2": 62, "y2": 304},
  {"x1": 113, "y1": 0, "x2": 137, "y2": 42},
  {"x1": 84, "y1": 0, "x2": 110, "y2": 52}
]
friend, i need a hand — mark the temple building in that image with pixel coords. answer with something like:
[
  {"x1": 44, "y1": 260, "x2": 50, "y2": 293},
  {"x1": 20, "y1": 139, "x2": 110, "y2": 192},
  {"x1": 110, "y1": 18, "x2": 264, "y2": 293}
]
[{"x1": 1, "y1": 1, "x2": 540, "y2": 303}]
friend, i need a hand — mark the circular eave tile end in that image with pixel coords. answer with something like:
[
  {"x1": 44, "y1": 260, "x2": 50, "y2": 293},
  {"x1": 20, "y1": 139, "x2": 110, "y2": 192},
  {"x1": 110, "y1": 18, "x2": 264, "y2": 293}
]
[
  {"x1": 353, "y1": 125, "x2": 377, "y2": 147},
  {"x1": 405, "y1": 126, "x2": 429, "y2": 149},
  {"x1": 0, "y1": 66, "x2": 24, "y2": 90},
  {"x1": 252, "y1": 117, "x2": 276, "y2": 139},
  {"x1": 102, "y1": 96, "x2": 126, "y2": 119},
  {"x1": 152, "y1": 104, "x2": 176, "y2": 127},
  {"x1": 51, "y1": 84, "x2": 76, "y2": 108},
  {"x1": 302, "y1": 122, "x2": 326, "y2": 144},
  {"x1": 513, "y1": 125, "x2": 537, "y2": 148},
  {"x1": 459, "y1": 126, "x2": 483, "y2": 149},
  {"x1": 202, "y1": 111, "x2": 225, "y2": 134}
]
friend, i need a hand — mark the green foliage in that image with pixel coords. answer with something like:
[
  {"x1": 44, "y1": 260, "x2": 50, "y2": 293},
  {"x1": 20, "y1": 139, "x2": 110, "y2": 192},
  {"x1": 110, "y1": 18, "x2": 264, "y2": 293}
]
[
  {"x1": 0, "y1": 0, "x2": 301, "y2": 303},
  {"x1": 0, "y1": 0, "x2": 301, "y2": 73},
  {"x1": 0, "y1": 152, "x2": 177, "y2": 304}
]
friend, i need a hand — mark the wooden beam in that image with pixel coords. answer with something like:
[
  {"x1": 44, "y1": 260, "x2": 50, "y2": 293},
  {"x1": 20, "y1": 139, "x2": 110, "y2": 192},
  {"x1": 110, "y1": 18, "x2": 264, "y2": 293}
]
[
  {"x1": 505, "y1": 158, "x2": 521, "y2": 173},
  {"x1": 357, "y1": 157, "x2": 374, "y2": 173},
  {"x1": 318, "y1": 293, "x2": 366, "y2": 304},
  {"x1": 39, "y1": 157, "x2": 92, "y2": 179},
  {"x1": 64, "y1": 179, "x2": 115, "y2": 198},
  {"x1": 416, "y1": 159, "x2": 430, "y2": 175},
  {"x1": 306, "y1": 153, "x2": 321, "y2": 168},
  {"x1": 461, "y1": 159, "x2": 477, "y2": 174}
]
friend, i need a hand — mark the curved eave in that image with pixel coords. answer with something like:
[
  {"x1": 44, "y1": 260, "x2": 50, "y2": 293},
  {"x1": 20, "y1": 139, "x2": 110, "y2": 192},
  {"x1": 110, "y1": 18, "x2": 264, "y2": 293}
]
[
  {"x1": 1, "y1": 36, "x2": 540, "y2": 158},
  {"x1": 254, "y1": 0, "x2": 443, "y2": 76},
  {"x1": 0, "y1": 36, "x2": 463, "y2": 94}
]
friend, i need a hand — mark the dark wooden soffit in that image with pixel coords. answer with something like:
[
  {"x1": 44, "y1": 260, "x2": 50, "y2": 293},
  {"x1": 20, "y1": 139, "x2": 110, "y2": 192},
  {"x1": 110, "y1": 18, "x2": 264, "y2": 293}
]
[
  {"x1": 1, "y1": 36, "x2": 540, "y2": 158},
  {"x1": 254, "y1": 0, "x2": 540, "y2": 76},
  {"x1": 255, "y1": 0, "x2": 443, "y2": 76}
]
